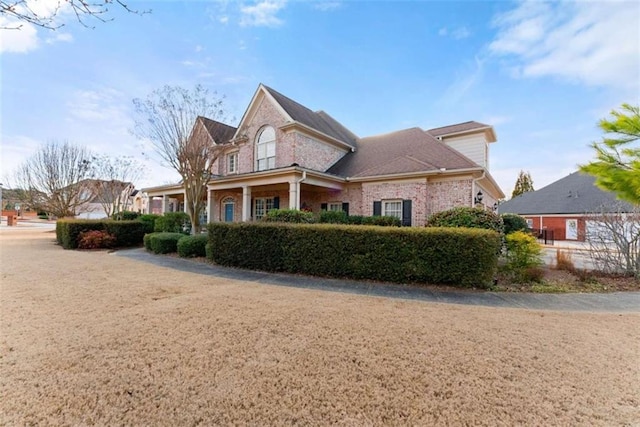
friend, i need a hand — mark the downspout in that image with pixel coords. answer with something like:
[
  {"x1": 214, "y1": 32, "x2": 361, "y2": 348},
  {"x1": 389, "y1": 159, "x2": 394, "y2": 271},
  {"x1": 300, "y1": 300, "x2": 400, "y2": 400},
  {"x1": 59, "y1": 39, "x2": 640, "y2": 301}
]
[{"x1": 296, "y1": 171, "x2": 307, "y2": 210}]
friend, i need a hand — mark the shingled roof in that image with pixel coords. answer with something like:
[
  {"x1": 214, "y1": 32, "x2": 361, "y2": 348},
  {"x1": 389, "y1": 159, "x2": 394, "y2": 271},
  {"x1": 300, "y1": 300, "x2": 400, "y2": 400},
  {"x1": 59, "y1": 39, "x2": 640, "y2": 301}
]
[
  {"x1": 326, "y1": 127, "x2": 478, "y2": 178},
  {"x1": 428, "y1": 121, "x2": 491, "y2": 137},
  {"x1": 263, "y1": 85, "x2": 358, "y2": 148},
  {"x1": 198, "y1": 116, "x2": 237, "y2": 144},
  {"x1": 498, "y1": 172, "x2": 636, "y2": 215}
]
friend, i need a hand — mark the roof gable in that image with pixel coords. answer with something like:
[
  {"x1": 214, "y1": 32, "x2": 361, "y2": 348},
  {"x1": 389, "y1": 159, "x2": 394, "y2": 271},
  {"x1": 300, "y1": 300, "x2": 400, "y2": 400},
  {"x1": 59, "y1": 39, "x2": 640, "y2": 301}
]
[
  {"x1": 327, "y1": 127, "x2": 478, "y2": 178},
  {"x1": 197, "y1": 116, "x2": 237, "y2": 144},
  {"x1": 498, "y1": 172, "x2": 636, "y2": 215},
  {"x1": 428, "y1": 121, "x2": 496, "y2": 143}
]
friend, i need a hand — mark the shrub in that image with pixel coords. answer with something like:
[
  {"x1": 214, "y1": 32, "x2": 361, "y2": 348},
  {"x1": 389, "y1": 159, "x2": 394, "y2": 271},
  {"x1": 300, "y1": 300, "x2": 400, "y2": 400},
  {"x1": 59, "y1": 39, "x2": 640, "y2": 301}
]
[
  {"x1": 205, "y1": 242, "x2": 214, "y2": 260},
  {"x1": 77, "y1": 230, "x2": 117, "y2": 249},
  {"x1": 111, "y1": 210, "x2": 141, "y2": 221},
  {"x1": 555, "y1": 249, "x2": 575, "y2": 272},
  {"x1": 318, "y1": 210, "x2": 349, "y2": 224},
  {"x1": 346, "y1": 215, "x2": 365, "y2": 225},
  {"x1": 139, "y1": 214, "x2": 160, "y2": 234},
  {"x1": 208, "y1": 223, "x2": 501, "y2": 288},
  {"x1": 502, "y1": 213, "x2": 529, "y2": 235},
  {"x1": 177, "y1": 234, "x2": 208, "y2": 258},
  {"x1": 56, "y1": 219, "x2": 147, "y2": 249},
  {"x1": 364, "y1": 215, "x2": 402, "y2": 227},
  {"x1": 145, "y1": 232, "x2": 184, "y2": 254},
  {"x1": 263, "y1": 209, "x2": 316, "y2": 223},
  {"x1": 154, "y1": 212, "x2": 190, "y2": 234},
  {"x1": 143, "y1": 233, "x2": 153, "y2": 251},
  {"x1": 104, "y1": 220, "x2": 148, "y2": 247},
  {"x1": 502, "y1": 231, "x2": 544, "y2": 283},
  {"x1": 427, "y1": 207, "x2": 504, "y2": 233}
]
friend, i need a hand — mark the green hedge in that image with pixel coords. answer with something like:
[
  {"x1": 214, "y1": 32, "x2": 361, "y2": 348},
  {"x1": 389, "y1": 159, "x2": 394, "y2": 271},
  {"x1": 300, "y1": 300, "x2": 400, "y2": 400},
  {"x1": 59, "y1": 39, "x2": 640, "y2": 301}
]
[
  {"x1": 111, "y1": 210, "x2": 141, "y2": 220},
  {"x1": 177, "y1": 234, "x2": 208, "y2": 258},
  {"x1": 56, "y1": 219, "x2": 148, "y2": 249},
  {"x1": 208, "y1": 223, "x2": 500, "y2": 288},
  {"x1": 502, "y1": 213, "x2": 529, "y2": 235},
  {"x1": 263, "y1": 209, "x2": 316, "y2": 223},
  {"x1": 155, "y1": 212, "x2": 190, "y2": 234},
  {"x1": 426, "y1": 207, "x2": 504, "y2": 233},
  {"x1": 145, "y1": 232, "x2": 185, "y2": 254},
  {"x1": 139, "y1": 214, "x2": 160, "y2": 234}
]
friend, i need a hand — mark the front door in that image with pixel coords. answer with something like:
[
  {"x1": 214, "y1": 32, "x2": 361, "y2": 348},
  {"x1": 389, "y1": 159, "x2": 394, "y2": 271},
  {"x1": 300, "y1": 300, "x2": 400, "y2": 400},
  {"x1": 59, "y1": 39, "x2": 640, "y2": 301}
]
[{"x1": 224, "y1": 202, "x2": 234, "y2": 222}]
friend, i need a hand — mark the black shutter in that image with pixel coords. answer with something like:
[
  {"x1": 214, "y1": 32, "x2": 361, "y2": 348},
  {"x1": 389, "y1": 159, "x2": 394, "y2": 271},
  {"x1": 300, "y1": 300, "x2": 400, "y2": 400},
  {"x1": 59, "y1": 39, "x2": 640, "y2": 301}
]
[
  {"x1": 321, "y1": 203, "x2": 328, "y2": 211},
  {"x1": 342, "y1": 202, "x2": 349, "y2": 216},
  {"x1": 373, "y1": 201, "x2": 382, "y2": 216},
  {"x1": 273, "y1": 196, "x2": 280, "y2": 209},
  {"x1": 402, "y1": 199, "x2": 412, "y2": 226},
  {"x1": 251, "y1": 198, "x2": 255, "y2": 221}
]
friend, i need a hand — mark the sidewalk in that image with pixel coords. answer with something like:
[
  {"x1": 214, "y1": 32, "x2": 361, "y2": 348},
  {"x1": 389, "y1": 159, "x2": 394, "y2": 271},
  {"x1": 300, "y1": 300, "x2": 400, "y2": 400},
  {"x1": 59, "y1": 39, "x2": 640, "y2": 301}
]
[{"x1": 115, "y1": 248, "x2": 640, "y2": 313}]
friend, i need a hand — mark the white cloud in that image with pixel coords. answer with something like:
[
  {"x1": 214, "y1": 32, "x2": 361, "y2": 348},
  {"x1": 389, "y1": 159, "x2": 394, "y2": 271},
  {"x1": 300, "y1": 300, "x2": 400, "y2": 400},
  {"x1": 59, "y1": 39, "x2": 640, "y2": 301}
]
[
  {"x1": 489, "y1": 1, "x2": 640, "y2": 91},
  {"x1": 440, "y1": 55, "x2": 485, "y2": 106},
  {"x1": 66, "y1": 87, "x2": 129, "y2": 124},
  {"x1": 313, "y1": 2, "x2": 341, "y2": 12},
  {"x1": 45, "y1": 32, "x2": 73, "y2": 44},
  {"x1": 240, "y1": 0, "x2": 286, "y2": 28},
  {"x1": 438, "y1": 26, "x2": 471, "y2": 40},
  {"x1": 219, "y1": 15, "x2": 229, "y2": 24},
  {"x1": 0, "y1": 19, "x2": 39, "y2": 53}
]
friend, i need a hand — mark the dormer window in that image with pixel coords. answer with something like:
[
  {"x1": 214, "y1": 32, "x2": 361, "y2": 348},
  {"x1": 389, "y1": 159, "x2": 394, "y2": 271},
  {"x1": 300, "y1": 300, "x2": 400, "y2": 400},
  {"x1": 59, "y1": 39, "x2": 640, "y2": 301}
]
[{"x1": 256, "y1": 126, "x2": 276, "y2": 171}]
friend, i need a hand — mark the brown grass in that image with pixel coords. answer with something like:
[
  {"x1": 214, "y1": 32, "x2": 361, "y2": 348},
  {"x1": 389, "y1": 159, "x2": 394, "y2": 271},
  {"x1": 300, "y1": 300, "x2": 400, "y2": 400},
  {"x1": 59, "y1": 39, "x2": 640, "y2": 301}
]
[{"x1": 1, "y1": 227, "x2": 639, "y2": 425}]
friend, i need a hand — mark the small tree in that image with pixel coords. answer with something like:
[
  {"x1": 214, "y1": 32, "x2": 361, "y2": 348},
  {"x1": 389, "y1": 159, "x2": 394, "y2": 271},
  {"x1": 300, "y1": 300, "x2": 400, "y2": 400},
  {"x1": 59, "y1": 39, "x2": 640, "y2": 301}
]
[
  {"x1": 511, "y1": 170, "x2": 534, "y2": 198},
  {"x1": 132, "y1": 85, "x2": 231, "y2": 234},
  {"x1": 580, "y1": 103, "x2": 640, "y2": 204},
  {"x1": 583, "y1": 203, "x2": 640, "y2": 277},
  {"x1": 89, "y1": 155, "x2": 145, "y2": 217},
  {"x1": 11, "y1": 141, "x2": 93, "y2": 218}
]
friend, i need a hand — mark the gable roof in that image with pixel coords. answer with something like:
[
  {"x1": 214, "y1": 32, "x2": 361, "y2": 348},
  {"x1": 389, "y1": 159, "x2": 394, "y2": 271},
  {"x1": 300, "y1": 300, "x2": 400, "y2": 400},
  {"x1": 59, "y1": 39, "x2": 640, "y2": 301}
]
[
  {"x1": 327, "y1": 127, "x2": 479, "y2": 178},
  {"x1": 262, "y1": 85, "x2": 358, "y2": 148},
  {"x1": 197, "y1": 116, "x2": 237, "y2": 144},
  {"x1": 498, "y1": 172, "x2": 636, "y2": 215},
  {"x1": 428, "y1": 121, "x2": 491, "y2": 137}
]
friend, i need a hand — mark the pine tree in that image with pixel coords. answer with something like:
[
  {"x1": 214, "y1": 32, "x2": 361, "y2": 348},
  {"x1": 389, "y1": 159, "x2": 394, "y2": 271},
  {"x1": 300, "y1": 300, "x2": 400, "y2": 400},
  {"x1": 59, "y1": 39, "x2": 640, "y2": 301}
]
[
  {"x1": 512, "y1": 170, "x2": 534, "y2": 198},
  {"x1": 580, "y1": 103, "x2": 640, "y2": 204}
]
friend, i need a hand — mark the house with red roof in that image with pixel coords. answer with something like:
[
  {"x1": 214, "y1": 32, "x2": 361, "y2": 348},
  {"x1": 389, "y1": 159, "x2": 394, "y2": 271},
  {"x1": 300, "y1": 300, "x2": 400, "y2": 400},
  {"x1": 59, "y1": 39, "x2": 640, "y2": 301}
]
[{"x1": 143, "y1": 84, "x2": 504, "y2": 226}]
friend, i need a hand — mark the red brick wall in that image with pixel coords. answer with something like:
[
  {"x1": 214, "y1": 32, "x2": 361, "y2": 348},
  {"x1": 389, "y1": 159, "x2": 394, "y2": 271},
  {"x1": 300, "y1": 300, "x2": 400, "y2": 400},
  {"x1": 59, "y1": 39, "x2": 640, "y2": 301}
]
[
  {"x1": 362, "y1": 180, "x2": 428, "y2": 226},
  {"x1": 426, "y1": 179, "x2": 472, "y2": 216},
  {"x1": 523, "y1": 215, "x2": 586, "y2": 241}
]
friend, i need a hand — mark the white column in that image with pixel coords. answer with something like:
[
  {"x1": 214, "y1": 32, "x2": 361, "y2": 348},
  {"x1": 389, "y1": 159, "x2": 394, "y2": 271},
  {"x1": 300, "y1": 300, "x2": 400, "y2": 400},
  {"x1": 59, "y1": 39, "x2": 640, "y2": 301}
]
[
  {"x1": 162, "y1": 195, "x2": 170, "y2": 213},
  {"x1": 182, "y1": 190, "x2": 188, "y2": 213},
  {"x1": 242, "y1": 186, "x2": 252, "y2": 222},
  {"x1": 289, "y1": 181, "x2": 298, "y2": 210}
]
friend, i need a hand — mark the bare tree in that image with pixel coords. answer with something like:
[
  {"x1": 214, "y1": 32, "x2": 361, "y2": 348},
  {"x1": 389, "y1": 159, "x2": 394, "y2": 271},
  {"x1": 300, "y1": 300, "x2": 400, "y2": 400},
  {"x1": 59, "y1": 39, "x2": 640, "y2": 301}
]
[
  {"x1": 11, "y1": 140, "x2": 94, "y2": 218},
  {"x1": 132, "y1": 85, "x2": 231, "y2": 234},
  {"x1": 1, "y1": 0, "x2": 149, "y2": 30},
  {"x1": 89, "y1": 154, "x2": 145, "y2": 217},
  {"x1": 583, "y1": 203, "x2": 640, "y2": 277}
]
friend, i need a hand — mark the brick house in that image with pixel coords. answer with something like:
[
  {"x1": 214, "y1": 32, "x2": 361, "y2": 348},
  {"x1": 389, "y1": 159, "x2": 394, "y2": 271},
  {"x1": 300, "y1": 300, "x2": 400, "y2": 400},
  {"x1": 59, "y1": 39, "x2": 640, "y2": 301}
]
[
  {"x1": 144, "y1": 84, "x2": 504, "y2": 226},
  {"x1": 498, "y1": 171, "x2": 636, "y2": 241}
]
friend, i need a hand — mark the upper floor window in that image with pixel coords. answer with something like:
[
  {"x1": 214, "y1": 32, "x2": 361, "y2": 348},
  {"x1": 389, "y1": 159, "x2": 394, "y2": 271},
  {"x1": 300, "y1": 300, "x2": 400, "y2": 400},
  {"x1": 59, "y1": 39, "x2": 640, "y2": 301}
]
[
  {"x1": 256, "y1": 126, "x2": 276, "y2": 171},
  {"x1": 228, "y1": 152, "x2": 238, "y2": 174}
]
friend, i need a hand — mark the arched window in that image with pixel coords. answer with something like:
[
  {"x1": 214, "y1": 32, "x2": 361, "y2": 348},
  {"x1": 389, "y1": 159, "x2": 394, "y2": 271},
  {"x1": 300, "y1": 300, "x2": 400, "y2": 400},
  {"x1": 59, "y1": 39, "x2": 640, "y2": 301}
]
[{"x1": 256, "y1": 126, "x2": 276, "y2": 171}]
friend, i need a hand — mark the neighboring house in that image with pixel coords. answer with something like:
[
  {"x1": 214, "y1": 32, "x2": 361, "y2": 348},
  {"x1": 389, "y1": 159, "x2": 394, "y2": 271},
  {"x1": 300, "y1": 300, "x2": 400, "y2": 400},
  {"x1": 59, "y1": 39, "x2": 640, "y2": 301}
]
[
  {"x1": 498, "y1": 171, "x2": 636, "y2": 241},
  {"x1": 144, "y1": 84, "x2": 504, "y2": 226}
]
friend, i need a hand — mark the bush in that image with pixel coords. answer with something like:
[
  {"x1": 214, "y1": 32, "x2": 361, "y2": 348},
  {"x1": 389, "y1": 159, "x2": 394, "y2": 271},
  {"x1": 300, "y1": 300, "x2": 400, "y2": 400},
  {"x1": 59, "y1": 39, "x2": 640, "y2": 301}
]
[
  {"x1": 111, "y1": 210, "x2": 141, "y2": 221},
  {"x1": 208, "y1": 223, "x2": 501, "y2": 288},
  {"x1": 205, "y1": 242, "x2": 214, "y2": 260},
  {"x1": 77, "y1": 230, "x2": 116, "y2": 249},
  {"x1": 145, "y1": 232, "x2": 184, "y2": 254},
  {"x1": 502, "y1": 231, "x2": 544, "y2": 283},
  {"x1": 318, "y1": 210, "x2": 348, "y2": 224},
  {"x1": 143, "y1": 233, "x2": 153, "y2": 251},
  {"x1": 502, "y1": 213, "x2": 529, "y2": 235},
  {"x1": 364, "y1": 215, "x2": 402, "y2": 227},
  {"x1": 263, "y1": 209, "x2": 316, "y2": 223},
  {"x1": 427, "y1": 207, "x2": 504, "y2": 233},
  {"x1": 139, "y1": 214, "x2": 160, "y2": 234},
  {"x1": 177, "y1": 234, "x2": 208, "y2": 258},
  {"x1": 56, "y1": 219, "x2": 147, "y2": 249},
  {"x1": 154, "y1": 212, "x2": 190, "y2": 234}
]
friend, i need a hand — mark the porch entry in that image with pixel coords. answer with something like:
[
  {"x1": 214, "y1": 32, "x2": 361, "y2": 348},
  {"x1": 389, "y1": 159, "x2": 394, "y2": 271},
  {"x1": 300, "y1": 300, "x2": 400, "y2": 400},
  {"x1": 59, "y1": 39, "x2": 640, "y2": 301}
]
[{"x1": 223, "y1": 197, "x2": 234, "y2": 222}]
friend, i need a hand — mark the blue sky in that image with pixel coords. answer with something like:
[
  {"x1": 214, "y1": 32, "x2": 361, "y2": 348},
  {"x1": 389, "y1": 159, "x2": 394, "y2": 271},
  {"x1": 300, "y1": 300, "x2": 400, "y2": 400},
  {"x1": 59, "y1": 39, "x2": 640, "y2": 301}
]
[{"x1": 1, "y1": 0, "x2": 639, "y2": 197}]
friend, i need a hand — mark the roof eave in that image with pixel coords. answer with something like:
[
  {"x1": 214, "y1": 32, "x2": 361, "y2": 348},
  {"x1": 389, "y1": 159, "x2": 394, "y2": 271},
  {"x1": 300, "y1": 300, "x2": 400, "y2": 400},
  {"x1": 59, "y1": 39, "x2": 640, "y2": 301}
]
[
  {"x1": 279, "y1": 121, "x2": 355, "y2": 152},
  {"x1": 346, "y1": 167, "x2": 484, "y2": 183}
]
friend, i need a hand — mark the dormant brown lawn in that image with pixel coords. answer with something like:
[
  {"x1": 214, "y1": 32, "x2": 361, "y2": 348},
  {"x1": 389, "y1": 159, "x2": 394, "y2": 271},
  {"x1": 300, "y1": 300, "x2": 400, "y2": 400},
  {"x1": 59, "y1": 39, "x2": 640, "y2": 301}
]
[{"x1": 1, "y1": 227, "x2": 638, "y2": 425}]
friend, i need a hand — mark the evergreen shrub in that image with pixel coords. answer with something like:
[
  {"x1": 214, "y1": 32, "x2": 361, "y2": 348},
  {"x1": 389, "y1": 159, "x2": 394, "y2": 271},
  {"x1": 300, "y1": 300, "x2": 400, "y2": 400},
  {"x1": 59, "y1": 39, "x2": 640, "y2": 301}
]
[
  {"x1": 154, "y1": 212, "x2": 190, "y2": 234},
  {"x1": 145, "y1": 232, "x2": 184, "y2": 254},
  {"x1": 502, "y1": 213, "x2": 529, "y2": 235},
  {"x1": 426, "y1": 207, "x2": 504, "y2": 233},
  {"x1": 502, "y1": 231, "x2": 544, "y2": 283},
  {"x1": 177, "y1": 234, "x2": 208, "y2": 258},
  {"x1": 56, "y1": 219, "x2": 147, "y2": 249},
  {"x1": 263, "y1": 209, "x2": 316, "y2": 223},
  {"x1": 208, "y1": 223, "x2": 500, "y2": 288},
  {"x1": 111, "y1": 210, "x2": 141, "y2": 221},
  {"x1": 139, "y1": 214, "x2": 160, "y2": 233}
]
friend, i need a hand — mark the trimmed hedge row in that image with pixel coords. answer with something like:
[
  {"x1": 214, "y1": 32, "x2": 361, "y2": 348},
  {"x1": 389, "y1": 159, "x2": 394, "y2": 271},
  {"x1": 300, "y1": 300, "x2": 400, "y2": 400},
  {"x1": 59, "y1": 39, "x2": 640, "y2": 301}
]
[
  {"x1": 177, "y1": 234, "x2": 208, "y2": 258},
  {"x1": 144, "y1": 232, "x2": 185, "y2": 254},
  {"x1": 208, "y1": 223, "x2": 501, "y2": 288},
  {"x1": 56, "y1": 219, "x2": 148, "y2": 249}
]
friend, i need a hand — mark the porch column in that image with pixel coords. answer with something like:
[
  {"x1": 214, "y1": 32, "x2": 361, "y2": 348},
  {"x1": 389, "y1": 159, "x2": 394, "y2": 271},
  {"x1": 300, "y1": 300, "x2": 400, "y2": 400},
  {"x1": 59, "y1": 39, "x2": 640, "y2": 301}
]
[
  {"x1": 162, "y1": 195, "x2": 170, "y2": 213},
  {"x1": 207, "y1": 189, "x2": 215, "y2": 224},
  {"x1": 183, "y1": 190, "x2": 188, "y2": 213},
  {"x1": 289, "y1": 180, "x2": 299, "y2": 210},
  {"x1": 146, "y1": 196, "x2": 153, "y2": 214},
  {"x1": 242, "y1": 185, "x2": 252, "y2": 222}
]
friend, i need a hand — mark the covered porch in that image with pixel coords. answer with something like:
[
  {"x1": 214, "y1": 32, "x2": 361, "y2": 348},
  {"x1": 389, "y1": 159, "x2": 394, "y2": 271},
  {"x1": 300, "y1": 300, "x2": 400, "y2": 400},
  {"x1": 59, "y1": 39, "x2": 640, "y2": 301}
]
[
  {"x1": 207, "y1": 167, "x2": 347, "y2": 223},
  {"x1": 142, "y1": 183, "x2": 187, "y2": 215}
]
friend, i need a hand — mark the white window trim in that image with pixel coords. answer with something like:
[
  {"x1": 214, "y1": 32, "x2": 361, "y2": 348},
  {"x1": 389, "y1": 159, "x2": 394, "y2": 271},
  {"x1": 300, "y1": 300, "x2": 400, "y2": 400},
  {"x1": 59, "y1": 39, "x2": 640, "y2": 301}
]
[
  {"x1": 256, "y1": 126, "x2": 276, "y2": 172},
  {"x1": 254, "y1": 197, "x2": 275, "y2": 220},
  {"x1": 382, "y1": 200, "x2": 402, "y2": 219},
  {"x1": 227, "y1": 152, "x2": 239, "y2": 174},
  {"x1": 328, "y1": 202, "x2": 342, "y2": 211}
]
